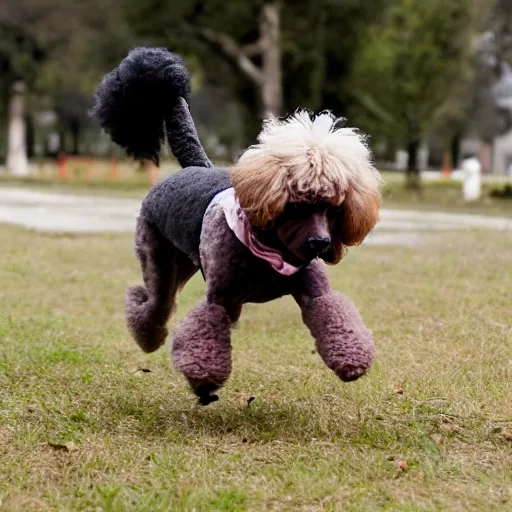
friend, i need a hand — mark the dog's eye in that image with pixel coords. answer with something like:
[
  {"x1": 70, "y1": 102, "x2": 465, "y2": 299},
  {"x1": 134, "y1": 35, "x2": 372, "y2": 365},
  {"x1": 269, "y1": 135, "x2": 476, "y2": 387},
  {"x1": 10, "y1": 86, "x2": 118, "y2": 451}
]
[
  {"x1": 286, "y1": 203, "x2": 301, "y2": 213},
  {"x1": 287, "y1": 203, "x2": 309, "y2": 218},
  {"x1": 328, "y1": 206, "x2": 342, "y2": 219}
]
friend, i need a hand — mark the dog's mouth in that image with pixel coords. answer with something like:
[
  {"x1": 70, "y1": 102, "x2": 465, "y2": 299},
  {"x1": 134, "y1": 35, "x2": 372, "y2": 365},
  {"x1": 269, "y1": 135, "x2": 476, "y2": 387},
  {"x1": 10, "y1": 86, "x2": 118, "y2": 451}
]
[
  {"x1": 287, "y1": 243, "x2": 332, "y2": 266},
  {"x1": 277, "y1": 245, "x2": 309, "y2": 267},
  {"x1": 318, "y1": 246, "x2": 336, "y2": 264}
]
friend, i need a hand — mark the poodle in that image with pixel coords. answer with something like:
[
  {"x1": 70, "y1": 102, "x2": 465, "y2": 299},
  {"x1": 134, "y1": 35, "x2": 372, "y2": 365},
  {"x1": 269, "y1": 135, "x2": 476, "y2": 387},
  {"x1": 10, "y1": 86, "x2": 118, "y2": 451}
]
[{"x1": 91, "y1": 47, "x2": 383, "y2": 405}]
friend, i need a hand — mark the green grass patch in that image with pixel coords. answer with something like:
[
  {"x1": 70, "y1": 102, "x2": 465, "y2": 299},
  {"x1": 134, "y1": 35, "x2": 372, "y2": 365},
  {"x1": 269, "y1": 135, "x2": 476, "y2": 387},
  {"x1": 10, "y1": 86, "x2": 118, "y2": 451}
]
[
  {"x1": 381, "y1": 174, "x2": 512, "y2": 216},
  {"x1": 0, "y1": 224, "x2": 511, "y2": 510}
]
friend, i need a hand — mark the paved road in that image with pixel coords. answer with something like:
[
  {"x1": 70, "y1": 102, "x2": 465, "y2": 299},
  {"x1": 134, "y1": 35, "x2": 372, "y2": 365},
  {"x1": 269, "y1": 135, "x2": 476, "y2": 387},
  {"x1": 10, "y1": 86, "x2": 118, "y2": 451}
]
[
  {"x1": 0, "y1": 188, "x2": 510, "y2": 245},
  {"x1": 0, "y1": 188, "x2": 139, "y2": 234}
]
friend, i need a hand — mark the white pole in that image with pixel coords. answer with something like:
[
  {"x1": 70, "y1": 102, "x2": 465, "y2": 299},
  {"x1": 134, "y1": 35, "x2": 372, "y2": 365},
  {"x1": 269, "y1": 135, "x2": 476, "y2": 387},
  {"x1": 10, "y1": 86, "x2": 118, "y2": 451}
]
[
  {"x1": 462, "y1": 155, "x2": 481, "y2": 202},
  {"x1": 6, "y1": 81, "x2": 29, "y2": 176}
]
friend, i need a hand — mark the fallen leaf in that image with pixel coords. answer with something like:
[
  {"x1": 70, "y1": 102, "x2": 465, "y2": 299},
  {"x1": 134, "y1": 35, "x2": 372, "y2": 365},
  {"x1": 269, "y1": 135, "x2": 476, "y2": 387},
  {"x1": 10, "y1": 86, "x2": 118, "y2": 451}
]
[{"x1": 398, "y1": 460, "x2": 408, "y2": 472}]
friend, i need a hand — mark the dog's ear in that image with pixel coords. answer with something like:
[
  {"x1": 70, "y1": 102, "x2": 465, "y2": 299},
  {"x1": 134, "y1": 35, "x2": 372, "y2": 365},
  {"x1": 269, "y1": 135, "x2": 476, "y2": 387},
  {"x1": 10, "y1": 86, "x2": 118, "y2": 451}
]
[
  {"x1": 338, "y1": 182, "x2": 381, "y2": 245},
  {"x1": 323, "y1": 181, "x2": 381, "y2": 265},
  {"x1": 230, "y1": 154, "x2": 289, "y2": 227}
]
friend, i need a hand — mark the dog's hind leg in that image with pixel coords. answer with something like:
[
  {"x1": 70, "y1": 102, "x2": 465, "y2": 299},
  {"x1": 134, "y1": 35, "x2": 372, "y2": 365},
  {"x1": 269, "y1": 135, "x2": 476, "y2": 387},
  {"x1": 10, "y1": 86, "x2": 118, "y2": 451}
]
[
  {"x1": 292, "y1": 260, "x2": 375, "y2": 382},
  {"x1": 126, "y1": 216, "x2": 197, "y2": 353}
]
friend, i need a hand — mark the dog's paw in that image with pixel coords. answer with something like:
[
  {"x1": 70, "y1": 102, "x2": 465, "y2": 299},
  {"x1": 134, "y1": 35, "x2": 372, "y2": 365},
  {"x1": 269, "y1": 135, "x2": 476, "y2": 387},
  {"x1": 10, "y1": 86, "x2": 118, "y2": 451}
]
[
  {"x1": 191, "y1": 382, "x2": 220, "y2": 406},
  {"x1": 198, "y1": 394, "x2": 219, "y2": 406},
  {"x1": 335, "y1": 364, "x2": 369, "y2": 382}
]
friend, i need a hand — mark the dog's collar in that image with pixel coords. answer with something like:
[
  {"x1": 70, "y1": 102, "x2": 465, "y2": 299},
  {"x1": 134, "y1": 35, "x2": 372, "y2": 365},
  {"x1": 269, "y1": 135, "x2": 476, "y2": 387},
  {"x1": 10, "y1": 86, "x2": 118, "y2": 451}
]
[{"x1": 211, "y1": 188, "x2": 302, "y2": 276}]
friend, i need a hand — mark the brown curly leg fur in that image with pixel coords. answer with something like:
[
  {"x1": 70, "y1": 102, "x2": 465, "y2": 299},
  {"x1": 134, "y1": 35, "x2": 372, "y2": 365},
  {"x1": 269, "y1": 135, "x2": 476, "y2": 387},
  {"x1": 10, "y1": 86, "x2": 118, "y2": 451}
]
[{"x1": 126, "y1": 217, "x2": 197, "y2": 353}]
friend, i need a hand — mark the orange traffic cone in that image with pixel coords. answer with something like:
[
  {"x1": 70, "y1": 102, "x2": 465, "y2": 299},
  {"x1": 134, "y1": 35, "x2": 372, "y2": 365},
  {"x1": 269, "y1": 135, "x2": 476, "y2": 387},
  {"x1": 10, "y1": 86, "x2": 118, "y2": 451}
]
[{"x1": 58, "y1": 154, "x2": 67, "y2": 180}]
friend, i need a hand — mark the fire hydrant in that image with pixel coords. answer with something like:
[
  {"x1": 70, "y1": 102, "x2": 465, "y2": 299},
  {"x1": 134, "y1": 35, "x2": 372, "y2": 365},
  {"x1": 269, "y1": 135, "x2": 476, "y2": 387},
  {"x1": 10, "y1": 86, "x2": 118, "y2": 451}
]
[{"x1": 462, "y1": 155, "x2": 481, "y2": 202}]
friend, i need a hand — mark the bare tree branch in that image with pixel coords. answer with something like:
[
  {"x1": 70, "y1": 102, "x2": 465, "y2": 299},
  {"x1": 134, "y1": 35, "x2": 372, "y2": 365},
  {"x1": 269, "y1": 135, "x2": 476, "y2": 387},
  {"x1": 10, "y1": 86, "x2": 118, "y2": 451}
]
[
  {"x1": 242, "y1": 40, "x2": 265, "y2": 57},
  {"x1": 197, "y1": 27, "x2": 264, "y2": 85}
]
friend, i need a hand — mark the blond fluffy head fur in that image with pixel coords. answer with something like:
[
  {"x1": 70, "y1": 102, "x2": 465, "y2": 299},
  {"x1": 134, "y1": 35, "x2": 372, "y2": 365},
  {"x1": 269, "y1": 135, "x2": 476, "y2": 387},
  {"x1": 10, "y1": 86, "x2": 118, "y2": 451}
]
[{"x1": 230, "y1": 111, "x2": 383, "y2": 257}]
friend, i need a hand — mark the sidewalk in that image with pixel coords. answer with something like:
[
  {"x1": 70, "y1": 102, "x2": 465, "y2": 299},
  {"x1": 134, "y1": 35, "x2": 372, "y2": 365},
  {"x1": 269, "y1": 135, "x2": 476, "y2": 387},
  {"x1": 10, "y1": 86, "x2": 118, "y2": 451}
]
[{"x1": 0, "y1": 188, "x2": 510, "y2": 245}]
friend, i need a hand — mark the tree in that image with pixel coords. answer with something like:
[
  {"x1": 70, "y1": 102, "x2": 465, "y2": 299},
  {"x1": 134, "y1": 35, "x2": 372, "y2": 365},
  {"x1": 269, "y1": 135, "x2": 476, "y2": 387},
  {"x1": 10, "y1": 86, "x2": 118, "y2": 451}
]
[
  {"x1": 0, "y1": 1, "x2": 85, "y2": 171},
  {"x1": 350, "y1": 0, "x2": 477, "y2": 189},
  {"x1": 465, "y1": 0, "x2": 512, "y2": 171},
  {"x1": 123, "y1": 0, "x2": 389, "y2": 147},
  {"x1": 0, "y1": 20, "x2": 45, "y2": 173},
  {"x1": 5, "y1": 81, "x2": 28, "y2": 175},
  {"x1": 281, "y1": 0, "x2": 389, "y2": 115},
  {"x1": 196, "y1": 2, "x2": 282, "y2": 119},
  {"x1": 0, "y1": 0, "x2": 133, "y2": 168},
  {"x1": 37, "y1": 0, "x2": 134, "y2": 155},
  {"x1": 123, "y1": 0, "x2": 283, "y2": 119}
]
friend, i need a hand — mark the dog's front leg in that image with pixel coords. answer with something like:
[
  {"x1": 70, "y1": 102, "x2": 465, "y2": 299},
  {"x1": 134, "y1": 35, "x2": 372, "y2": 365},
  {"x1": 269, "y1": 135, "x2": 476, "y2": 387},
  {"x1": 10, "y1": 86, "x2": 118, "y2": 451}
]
[
  {"x1": 171, "y1": 298, "x2": 234, "y2": 405},
  {"x1": 293, "y1": 260, "x2": 375, "y2": 382}
]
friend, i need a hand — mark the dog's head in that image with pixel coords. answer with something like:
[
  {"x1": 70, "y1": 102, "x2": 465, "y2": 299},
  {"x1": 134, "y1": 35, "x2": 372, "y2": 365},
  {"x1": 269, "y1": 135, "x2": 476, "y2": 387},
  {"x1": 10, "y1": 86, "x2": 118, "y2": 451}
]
[{"x1": 230, "y1": 111, "x2": 383, "y2": 265}]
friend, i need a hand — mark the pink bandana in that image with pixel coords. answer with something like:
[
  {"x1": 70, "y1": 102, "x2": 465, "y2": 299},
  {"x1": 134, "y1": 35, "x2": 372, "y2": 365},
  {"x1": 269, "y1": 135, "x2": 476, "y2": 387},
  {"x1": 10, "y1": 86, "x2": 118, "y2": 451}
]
[{"x1": 211, "y1": 188, "x2": 302, "y2": 276}]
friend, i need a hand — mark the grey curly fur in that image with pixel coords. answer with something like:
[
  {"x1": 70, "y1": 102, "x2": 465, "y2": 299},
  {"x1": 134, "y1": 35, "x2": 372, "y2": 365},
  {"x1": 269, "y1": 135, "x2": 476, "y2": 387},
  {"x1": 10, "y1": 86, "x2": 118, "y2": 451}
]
[
  {"x1": 90, "y1": 47, "x2": 212, "y2": 168},
  {"x1": 91, "y1": 47, "x2": 376, "y2": 405},
  {"x1": 140, "y1": 167, "x2": 231, "y2": 268},
  {"x1": 126, "y1": 216, "x2": 197, "y2": 353}
]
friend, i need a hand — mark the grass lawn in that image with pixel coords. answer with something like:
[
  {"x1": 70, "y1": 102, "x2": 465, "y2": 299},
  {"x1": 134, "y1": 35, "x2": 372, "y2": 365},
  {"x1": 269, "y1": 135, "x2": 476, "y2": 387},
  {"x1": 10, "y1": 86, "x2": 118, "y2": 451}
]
[{"x1": 0, "y1": 224, "x2": 511, "y2": 511}]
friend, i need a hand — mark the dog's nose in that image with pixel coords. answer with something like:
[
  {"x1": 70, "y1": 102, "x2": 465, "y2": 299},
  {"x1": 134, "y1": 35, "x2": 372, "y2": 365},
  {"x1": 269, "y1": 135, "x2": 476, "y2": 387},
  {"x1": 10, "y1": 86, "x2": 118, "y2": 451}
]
[{"x1": 308, "y1": 237, "x2": 331, "y2": 255}]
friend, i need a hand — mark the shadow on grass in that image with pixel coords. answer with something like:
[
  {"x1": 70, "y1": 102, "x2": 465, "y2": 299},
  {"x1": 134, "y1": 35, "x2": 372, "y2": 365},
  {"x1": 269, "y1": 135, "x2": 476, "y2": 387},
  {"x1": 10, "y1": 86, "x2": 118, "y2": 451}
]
[{"x1": 95, "y1": 387, "x2": 454, "y2": 453}]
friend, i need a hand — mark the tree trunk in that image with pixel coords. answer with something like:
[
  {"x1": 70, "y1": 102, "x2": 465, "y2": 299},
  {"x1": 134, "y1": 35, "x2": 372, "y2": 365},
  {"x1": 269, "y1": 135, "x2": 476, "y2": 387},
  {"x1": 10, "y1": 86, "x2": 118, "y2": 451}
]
[
  {"x1": 25, "y1": 114, "x2": 35, "y2": 159},
  {"x1": 196, "y1": 1, "x2": 283, "y2": 119},
  {"x1": 70, "y1": 118, "x2": 81, "y2": 155},
  {"x1": 6, "y1": 81, "x2": 29, "y2": 176},
  {"x1": 451, "y1": 132, "x2": 461, "y2": 169},
  {"x1": 405, "y1": 138, "x2": 421, "y2": 191},
  {"x1": 260, "y1": 2, "x2": 282, "y2": 118},
  {"x1": 59, "y1": 128, "x2": 67, "y2": 155},
  {"x1": 478, "y1": 141, "x2": 492, "y2": 173},
  {"x1": 309, "y1": 3, "x2": 326, "y2": 111}
]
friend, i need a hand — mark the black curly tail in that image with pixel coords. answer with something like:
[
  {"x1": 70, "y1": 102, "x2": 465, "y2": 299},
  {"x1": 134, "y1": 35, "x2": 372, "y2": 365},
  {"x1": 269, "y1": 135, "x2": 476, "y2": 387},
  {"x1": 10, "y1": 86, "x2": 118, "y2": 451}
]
[{"x1": 90, "y1": 47, "x2": 212, "y2": 169}]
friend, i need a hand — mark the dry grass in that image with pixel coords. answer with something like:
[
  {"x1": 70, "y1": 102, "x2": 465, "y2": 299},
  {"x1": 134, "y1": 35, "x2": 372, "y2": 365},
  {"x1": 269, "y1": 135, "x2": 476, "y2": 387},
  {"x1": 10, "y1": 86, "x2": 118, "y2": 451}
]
[{"x1": 0, "y1": 224, "x2": 511, "y2": 511}]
